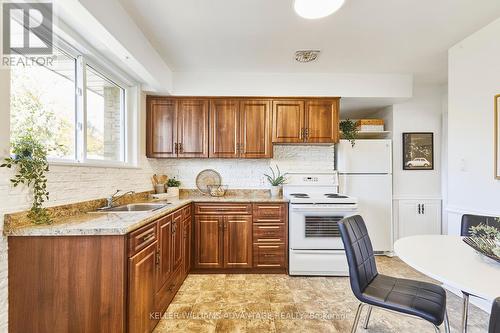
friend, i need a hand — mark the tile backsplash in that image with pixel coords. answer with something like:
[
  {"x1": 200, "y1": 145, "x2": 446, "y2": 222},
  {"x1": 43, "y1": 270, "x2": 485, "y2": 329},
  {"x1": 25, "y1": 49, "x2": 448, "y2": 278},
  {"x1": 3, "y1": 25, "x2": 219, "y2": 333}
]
[{"x1": 150, "y1": 145, "x2": 335, "y2": 189}]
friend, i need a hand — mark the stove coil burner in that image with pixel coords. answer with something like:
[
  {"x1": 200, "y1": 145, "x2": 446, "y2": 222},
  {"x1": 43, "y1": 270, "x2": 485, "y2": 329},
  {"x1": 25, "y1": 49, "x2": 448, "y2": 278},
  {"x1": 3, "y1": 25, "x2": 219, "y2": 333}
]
[
  {"x1": 324, "y1": 194, "x2": 348, "y2": 199},
  {"x1": 290, "y1": 193, "x2": 310, "y2": 198}
]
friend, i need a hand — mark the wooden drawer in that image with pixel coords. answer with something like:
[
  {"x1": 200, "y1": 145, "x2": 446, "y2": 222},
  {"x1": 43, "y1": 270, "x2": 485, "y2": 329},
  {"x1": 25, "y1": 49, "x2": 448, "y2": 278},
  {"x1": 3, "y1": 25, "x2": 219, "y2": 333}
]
[
  {"x1": 253, "y1": 244, "x2": 286, "y2": 268},
  {"x1": 182, "y1": 204, "x2": 192, "y2": 220},
  {"x1": 253, "y1": 224, "x2": 285, "y2": 243},
  {"x1": 128, "y1": 222, "x2": 157, "y2": 257},
  {"x1": 155, "y1": 266, "x2": 183, "y2": 312},
  {"x1": 194, "y1": 203, "x2": 252, "y2": 215},
  {"x1": 253, "y1": 203, "x2": 286, "y2": 219}
]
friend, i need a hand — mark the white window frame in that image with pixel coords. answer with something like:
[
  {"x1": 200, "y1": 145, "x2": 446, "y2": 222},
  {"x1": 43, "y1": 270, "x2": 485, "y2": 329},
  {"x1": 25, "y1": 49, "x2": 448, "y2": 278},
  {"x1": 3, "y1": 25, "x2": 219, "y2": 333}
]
[
  {"x1": 10, "y1": 29, "x2": 139, "y2": 168},
  {"x1": 77, "y1": 58, "x2": 129, "y2": 167}
]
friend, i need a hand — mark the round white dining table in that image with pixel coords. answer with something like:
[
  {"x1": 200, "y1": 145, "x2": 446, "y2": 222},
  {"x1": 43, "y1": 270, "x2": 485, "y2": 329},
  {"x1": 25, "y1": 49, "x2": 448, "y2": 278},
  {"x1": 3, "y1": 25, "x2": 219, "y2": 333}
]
[{"x1": 394, "y1": 235, "x2": 500, "y2": 333}]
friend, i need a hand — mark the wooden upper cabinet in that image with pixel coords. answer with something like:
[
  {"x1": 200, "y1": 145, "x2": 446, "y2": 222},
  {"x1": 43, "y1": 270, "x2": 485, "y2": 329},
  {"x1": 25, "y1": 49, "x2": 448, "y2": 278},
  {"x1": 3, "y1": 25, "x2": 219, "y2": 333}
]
[
  {"x1": 146, "y1": 96, "x2": 340, "y2": 158},
  {"x1": 239, "y1": 100, "x2": 272, "y2": 158},
  {"x1": 209, "y1": 99, "x2": 240, "y2": 158},
  {"x1": 146, "y1": 97, "x2": 177, "y2": 158},
  {"x1": 272, "y1": 100, "x2": 305, "y2": 143},
  {"x1": 177, "y1": 99, "x2": 209, "y2": 158},
  {"x1": 305, "y1": 99, "x2": 339, "y2": 143},
  {"x1": 223, "y1": 215, "x2": 253, "y2": 268}
]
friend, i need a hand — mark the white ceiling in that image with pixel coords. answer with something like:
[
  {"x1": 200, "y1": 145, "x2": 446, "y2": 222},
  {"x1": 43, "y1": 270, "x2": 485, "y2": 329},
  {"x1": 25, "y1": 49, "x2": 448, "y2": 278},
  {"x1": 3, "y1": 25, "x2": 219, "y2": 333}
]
[{"x1": 119, "y1": 0, "x2": 500, "y2": 84}]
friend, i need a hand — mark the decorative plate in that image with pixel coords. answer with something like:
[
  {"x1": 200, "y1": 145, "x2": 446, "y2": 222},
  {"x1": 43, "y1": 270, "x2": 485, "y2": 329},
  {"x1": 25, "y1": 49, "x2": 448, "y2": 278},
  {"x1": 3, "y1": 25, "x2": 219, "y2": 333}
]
[
  {"x1": 463, "y1": 237, "x2": 500, "y2": 264},
  {"x1": 196, "y1": 169, "x2": 222, "y2": 194}
]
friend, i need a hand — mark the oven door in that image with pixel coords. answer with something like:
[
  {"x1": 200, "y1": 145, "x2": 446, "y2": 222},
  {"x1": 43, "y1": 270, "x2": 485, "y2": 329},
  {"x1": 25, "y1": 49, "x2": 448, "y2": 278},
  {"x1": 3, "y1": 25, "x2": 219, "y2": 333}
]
[{"x1": 289, "y1": 204, "x2": 358, "y2": 250}]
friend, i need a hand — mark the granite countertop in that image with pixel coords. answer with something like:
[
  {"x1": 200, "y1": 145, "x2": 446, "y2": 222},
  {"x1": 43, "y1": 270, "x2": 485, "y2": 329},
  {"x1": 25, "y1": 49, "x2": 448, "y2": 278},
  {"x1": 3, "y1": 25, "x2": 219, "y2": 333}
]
[{"x1": 4, "y1": 191, "x2": 288, "y2": 237}]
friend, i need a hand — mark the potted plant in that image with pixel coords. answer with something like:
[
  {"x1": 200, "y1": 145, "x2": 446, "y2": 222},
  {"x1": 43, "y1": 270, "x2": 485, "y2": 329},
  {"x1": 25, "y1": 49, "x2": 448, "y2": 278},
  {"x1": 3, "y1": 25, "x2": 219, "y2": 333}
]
[
  {"x1": 340, "y1": 119, "x2": 359, "y2": 147},
  {"x1": 166, "y1": 177, "x2": 181, "y2": 197},
  {"x1": 264, "y1": 164, "x2": 286, "y2": 197},
  {"x1": 1, "y1": 134, "x2": 51, "y2": 224}
]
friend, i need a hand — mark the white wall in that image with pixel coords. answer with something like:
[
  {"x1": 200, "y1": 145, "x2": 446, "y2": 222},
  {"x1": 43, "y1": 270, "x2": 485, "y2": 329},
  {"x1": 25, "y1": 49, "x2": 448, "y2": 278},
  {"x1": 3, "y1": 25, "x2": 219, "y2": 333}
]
[
  {"x1": 150, "y1": 145, "x2": 335, "y2": 189},
  {"x1": 447, "y1": 17, "x2": 500, "y2": 235},
  {"x1": 391, "y1": 84, "x2": 444, "y2": 199},
  {"x1": 56, "y1": 0, "x2": 173, "y2": 93},
  {"x1": 0, "y1": 67, "x2": 10, "y2": 333},
  {"x1": 373, "y1": 84, "x2": 445, "y2": 240},
  {"x1": 173, "y1": 72, "x2": 413, "y2": 98}
]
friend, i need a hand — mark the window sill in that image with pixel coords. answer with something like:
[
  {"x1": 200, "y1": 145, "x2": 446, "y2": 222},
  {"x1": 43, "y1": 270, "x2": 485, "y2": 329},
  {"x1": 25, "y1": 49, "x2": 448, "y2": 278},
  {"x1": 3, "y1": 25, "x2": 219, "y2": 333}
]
[{"x1": 48, "y1": 160, "x2": 141, "y2": 170}]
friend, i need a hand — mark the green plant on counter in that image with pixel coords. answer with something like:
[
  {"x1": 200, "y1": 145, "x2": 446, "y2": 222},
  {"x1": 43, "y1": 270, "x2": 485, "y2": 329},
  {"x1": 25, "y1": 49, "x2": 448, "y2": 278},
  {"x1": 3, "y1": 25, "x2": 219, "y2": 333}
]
[
  {"x1": 264, "y1": 164, "x2": 287, "y2": 186},
  {"x1": 167, "y1": 177, "x2": 181, "y2": 187},
  {"x1": 0, "y1": 134, "x2": 51, "y2": 224},
  {"x1": 340, "y1": 119, "x2": 359, "y2": 147}
]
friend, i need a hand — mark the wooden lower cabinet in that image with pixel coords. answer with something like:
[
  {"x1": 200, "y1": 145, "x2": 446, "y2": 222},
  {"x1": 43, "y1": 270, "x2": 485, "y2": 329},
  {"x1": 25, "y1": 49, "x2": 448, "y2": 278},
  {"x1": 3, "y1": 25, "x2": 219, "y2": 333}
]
[
  {"x1": 183, "y1": 214, "x2": 193, "y2": 275},
  {"x1": 223, "y1": 215, "x2": 253, "y2": 268},
  {"x1": 193, "y1": 203, "x2": 288, "y2": 272},
  {"x1": 252, "y1": 203, "x2": 288, "y2": 271},
  {"x1": 154, "y1": 214, "x2": 173, "y2": 312},
  {"x1": 128, "y1": 242, "x2": 159, "y2": 333},
  {"x1": 194, "y1": 215, "x2": 224, "y2": 268},
  {"x1": 8, "y1": 204, "x2": 192, "y2": 333},
  {"x1": 8, "y1": 236, "x2": 127, "y2": 333},
  {"x1": 8, "y1": 202, "x2": 286, "y2": 333},
  {"x1": 172, "y1": 211, "x2": 183, "y2": 271}
]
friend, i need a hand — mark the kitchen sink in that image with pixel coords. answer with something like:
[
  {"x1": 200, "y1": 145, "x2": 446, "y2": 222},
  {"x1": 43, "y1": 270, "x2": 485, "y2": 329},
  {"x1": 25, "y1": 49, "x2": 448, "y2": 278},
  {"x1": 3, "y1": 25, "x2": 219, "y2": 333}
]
[{"x1": 95, "y1": 203, "x2": 170, "y2": 213}]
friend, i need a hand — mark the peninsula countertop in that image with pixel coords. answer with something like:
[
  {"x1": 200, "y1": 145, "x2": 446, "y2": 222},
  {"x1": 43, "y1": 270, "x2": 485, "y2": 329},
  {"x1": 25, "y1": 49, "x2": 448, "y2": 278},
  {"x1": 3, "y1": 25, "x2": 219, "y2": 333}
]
[{"x1": 4, "y1": 192, "x2": 288, "y2": 237}]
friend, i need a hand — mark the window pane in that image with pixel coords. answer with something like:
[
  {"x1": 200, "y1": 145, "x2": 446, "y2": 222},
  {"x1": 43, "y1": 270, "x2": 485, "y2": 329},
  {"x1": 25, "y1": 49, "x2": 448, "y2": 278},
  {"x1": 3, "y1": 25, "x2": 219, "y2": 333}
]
[
  {"x1": 10, "y1": 48, "x2": 76, "y2": 159},
  {"x1": 85, "y1": 65, "x2": 124, "y2": 161}
]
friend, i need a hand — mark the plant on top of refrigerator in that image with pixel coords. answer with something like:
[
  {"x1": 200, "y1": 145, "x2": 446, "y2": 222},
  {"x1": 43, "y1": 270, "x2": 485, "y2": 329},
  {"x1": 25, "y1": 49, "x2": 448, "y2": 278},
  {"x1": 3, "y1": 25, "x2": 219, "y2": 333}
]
[{"x1": 340, "y1": 119, "x2": 358, "y2": 147}]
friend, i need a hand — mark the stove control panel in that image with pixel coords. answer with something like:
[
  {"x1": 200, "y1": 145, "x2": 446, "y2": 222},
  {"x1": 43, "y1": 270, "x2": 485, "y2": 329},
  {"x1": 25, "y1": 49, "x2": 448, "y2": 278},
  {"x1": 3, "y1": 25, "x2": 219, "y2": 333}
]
[{"x1": 303, "y1": 176, "x2": 319, "y2": 182}]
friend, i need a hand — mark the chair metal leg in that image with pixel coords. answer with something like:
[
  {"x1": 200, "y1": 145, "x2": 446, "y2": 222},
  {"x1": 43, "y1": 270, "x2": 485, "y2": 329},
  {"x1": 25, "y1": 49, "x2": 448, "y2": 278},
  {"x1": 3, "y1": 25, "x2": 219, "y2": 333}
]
[
  {"x1": 434, "y1": 325, "x2": 441, "y2": 333},
  {"x1": 462, "y1": 291, "x2": 470, "y2": 333},
  {"x1": 362, "y1": 305, "x2": 373, "y2": 329},
  {"x1": 444, "y1": 310, "x2": 450, "y2": 333},
  {"x1": 351, "y1": 303, "x2": 365, "y2": 333}
]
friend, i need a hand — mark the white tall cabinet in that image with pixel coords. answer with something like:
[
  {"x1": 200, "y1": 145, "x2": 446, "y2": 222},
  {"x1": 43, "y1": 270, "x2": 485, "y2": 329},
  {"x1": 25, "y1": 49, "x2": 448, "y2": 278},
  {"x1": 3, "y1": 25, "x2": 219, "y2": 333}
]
[{"x1": 398, "y1": 199, "x2": 442, "y2": 238}]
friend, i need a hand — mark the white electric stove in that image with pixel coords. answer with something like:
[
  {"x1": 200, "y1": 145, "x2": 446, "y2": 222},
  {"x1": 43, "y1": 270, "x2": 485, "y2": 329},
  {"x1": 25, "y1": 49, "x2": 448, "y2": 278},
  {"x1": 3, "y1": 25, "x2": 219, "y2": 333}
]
[{"x1": 285, "y1": 172, "x2": 358, "y2": 276}]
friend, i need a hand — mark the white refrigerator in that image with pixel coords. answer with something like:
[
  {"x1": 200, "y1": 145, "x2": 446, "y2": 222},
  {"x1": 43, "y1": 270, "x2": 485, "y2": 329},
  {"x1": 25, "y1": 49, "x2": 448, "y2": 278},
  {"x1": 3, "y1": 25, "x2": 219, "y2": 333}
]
[{"x1": 336, "y1": 139, "x2": 393, "y2": 253}]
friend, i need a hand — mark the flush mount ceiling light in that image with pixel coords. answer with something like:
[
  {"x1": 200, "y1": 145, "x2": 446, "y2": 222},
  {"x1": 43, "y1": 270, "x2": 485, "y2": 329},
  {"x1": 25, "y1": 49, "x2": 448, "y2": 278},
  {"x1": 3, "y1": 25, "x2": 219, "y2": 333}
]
[
  {"x1": 294, "y1": 0, "x2": 345, "y2": 19},
  {"x1": 295, "y1": 50, "x2": 320, "y2": 63}
]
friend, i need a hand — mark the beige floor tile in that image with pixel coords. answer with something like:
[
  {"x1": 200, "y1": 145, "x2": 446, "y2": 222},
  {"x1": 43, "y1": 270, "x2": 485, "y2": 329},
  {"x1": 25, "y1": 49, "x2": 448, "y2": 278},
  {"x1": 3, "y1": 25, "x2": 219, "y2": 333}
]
[{"x1": 156, "y1": 257, "x2": 489, "y2": 333}]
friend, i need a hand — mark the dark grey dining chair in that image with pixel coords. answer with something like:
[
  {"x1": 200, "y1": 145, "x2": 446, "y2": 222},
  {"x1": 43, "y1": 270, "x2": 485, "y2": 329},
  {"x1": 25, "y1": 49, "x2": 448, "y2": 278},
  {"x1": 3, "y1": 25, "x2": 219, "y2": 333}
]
[
  {"x1": 460, "y1": 214, "x2": 500, "y2": 331},
  {"x1": 490, "y1": 297, "x2": 500, "y2": 333},
  {"x1": 338, "y1": 215, "x2": 450, "y2": 333}
]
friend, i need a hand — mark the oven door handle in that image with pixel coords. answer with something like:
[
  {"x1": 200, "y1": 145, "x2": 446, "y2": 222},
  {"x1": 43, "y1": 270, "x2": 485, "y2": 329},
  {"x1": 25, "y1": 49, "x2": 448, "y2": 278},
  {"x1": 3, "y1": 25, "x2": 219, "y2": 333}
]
[{"x1": 291, "y1": 206, "x2": 358, "y2": 212}]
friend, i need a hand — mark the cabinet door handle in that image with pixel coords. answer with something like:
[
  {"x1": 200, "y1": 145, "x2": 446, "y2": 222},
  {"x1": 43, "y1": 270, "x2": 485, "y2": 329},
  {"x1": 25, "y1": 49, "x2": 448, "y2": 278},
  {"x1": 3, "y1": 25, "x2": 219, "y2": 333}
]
[
  {"x1": 174, "y1": 143, "x2": 178, "y2": 154},
  {"x1": 305, "y1": 128, "x2": 310, "y2": 140},
  {"x1": 178, "y1": 143, "x2": 183, "y2": 153},
  {"x1": 422, "y1": 204, "x2": 425, "y2": 214},
  {"x1": 417, "y1": 204, "x2": 421, "y2": 215},
  {"x1": 300, "y1": 128, "x2": 304, "y2": 140},
  {"x1": 142, "y1": 233, "x2": 155, "y2": 242}
]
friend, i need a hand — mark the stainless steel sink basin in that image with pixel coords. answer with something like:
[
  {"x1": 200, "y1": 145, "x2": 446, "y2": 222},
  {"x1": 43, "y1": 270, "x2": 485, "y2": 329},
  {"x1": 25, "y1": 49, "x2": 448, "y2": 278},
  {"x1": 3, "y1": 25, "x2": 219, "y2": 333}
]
[{"x1": 96, "y1": 203, "x2": 170, "y2": 213}]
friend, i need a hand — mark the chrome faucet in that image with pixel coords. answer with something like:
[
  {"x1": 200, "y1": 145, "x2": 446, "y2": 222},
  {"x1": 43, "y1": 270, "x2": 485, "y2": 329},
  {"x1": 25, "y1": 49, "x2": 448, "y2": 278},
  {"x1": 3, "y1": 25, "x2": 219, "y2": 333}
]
[{"x1": 105, "y1": 190, "x2": 135, "y2": 208}]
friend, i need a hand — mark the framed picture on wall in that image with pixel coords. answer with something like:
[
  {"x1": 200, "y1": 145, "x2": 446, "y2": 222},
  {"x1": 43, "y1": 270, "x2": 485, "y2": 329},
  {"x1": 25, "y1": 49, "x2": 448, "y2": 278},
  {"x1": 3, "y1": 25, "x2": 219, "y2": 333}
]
[
  {"x1": 495, "y1": 94, "x2": 500, "y2": 179},
  {"x1": 403, "y1": 132, "x2": 434, "y2": 170}
]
